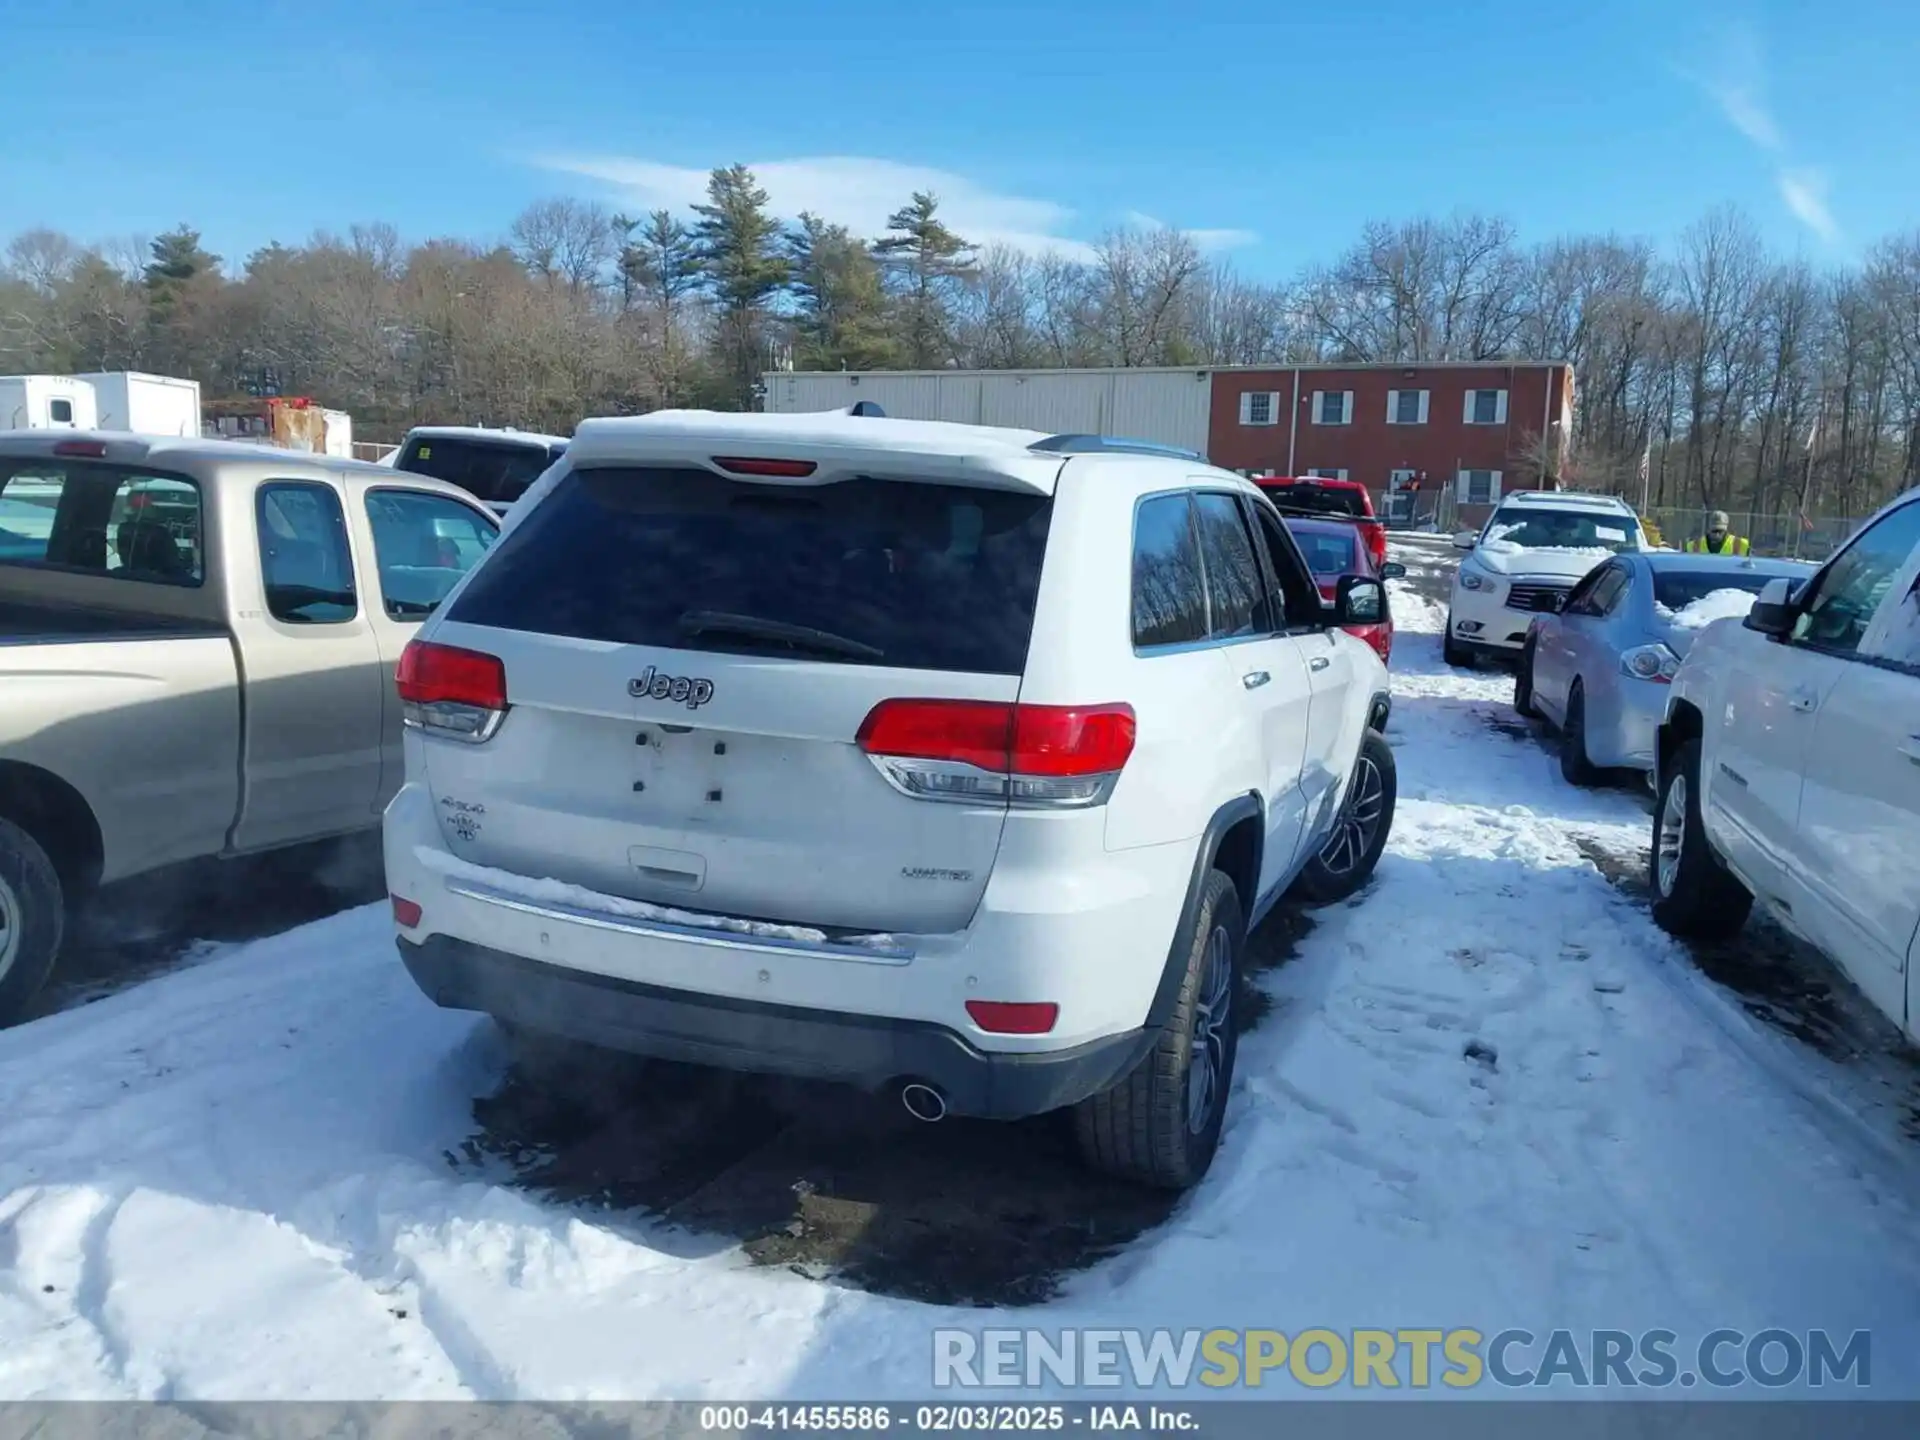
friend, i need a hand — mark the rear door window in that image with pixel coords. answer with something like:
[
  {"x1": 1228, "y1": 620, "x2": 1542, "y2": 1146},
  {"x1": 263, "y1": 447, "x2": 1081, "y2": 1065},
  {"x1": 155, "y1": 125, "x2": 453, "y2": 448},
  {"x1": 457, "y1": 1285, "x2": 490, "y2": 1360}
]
[
  {"x1": 1131, "y1": 493, "x2": 1208, "y2": 648},
  {"x1": 0, "y1": 460, "x2": 204, "y2": 585},
  {"x1": 395, "y1": 436, "x2": 559, "y2": 505},
  {"x1": 364, "y1": 489, "x2": 498, "y2": 620},
  {"x1": 447, "y1": 466, "x2": 1053, "y2": 675},
  {"x1": 1193, "y1": 492, "x2": 1264, "y2": 639}
]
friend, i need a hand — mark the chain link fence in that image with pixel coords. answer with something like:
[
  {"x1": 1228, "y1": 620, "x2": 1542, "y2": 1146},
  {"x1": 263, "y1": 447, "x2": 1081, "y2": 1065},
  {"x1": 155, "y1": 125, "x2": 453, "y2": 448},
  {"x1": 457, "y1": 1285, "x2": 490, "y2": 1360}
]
[{"x1": 1638, "y1": 507, "x2": 1861, "y2": 562}]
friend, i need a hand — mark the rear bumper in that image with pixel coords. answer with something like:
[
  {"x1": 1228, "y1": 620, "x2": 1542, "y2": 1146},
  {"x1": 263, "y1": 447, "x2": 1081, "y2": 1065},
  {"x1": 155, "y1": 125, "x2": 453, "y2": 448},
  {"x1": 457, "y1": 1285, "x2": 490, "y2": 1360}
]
[
  {"x1": 382, "y1": 779, "x2": 1194, "y2": 1115},
  {"x1": 399, "y1": 933, "x2": 1154, "y2": 1119},
  {"x1": 1580, "y1": 675, "x2": 1664, "y2": 771}
]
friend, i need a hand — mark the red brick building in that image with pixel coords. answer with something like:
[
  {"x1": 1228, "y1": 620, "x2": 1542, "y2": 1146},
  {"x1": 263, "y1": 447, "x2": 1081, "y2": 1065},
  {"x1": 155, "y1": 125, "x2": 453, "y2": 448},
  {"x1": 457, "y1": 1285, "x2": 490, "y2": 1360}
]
[
  {"x1": 1207, "y1": 361, "x2": 1575, "y2": 524},
  {"x1": 765, "y1": 360, "x2": 1574, "y2": 527}
]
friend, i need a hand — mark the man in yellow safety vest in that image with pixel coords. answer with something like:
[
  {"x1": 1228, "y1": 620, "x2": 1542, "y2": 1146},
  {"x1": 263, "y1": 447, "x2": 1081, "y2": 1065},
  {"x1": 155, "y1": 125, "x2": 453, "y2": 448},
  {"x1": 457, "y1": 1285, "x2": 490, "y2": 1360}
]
[{"x1": 1686, "y1": 510, "x2": 1751, "y2": 555}]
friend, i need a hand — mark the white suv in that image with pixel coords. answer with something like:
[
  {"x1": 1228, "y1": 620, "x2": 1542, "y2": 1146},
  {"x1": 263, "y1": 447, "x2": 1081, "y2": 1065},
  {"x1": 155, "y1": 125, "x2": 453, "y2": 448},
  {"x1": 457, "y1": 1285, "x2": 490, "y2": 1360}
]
[
  {"x1": 1445, "y1": 491, "x2": 1649, "y2": 665},
  {"x1": 382, "y1": 409, "x2": 1396, "y2": 1189}
]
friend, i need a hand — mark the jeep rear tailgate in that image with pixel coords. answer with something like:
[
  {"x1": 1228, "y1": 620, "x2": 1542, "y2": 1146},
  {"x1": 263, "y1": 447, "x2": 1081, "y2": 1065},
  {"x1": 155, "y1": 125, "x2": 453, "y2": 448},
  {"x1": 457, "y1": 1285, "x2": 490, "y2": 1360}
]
[{"x1": 413, "y1": 462, "x2": 1056, "y2": 935}]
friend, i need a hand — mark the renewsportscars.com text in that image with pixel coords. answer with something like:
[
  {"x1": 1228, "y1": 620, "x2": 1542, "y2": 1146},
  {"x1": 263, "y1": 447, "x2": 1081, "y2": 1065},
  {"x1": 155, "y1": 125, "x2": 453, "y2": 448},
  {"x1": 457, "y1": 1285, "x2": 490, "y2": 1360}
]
[{"x1": 932, "y1": 1327, "x2": 1871, "y2": 1390}]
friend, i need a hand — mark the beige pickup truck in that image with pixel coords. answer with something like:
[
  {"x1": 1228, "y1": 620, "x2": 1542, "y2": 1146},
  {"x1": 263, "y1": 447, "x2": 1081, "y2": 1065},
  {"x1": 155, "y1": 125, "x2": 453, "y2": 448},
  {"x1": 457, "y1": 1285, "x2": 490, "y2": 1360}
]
[{"x1": 0, "y1": 430, "x2": 501, "y2": 1024}]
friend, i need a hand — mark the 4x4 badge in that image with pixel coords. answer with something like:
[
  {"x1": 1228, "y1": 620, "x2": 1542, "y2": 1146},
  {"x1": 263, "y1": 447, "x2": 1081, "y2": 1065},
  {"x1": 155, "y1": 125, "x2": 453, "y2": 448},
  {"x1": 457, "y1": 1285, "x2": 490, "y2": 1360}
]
[{"x1": 631, "y1": 665, "x2": 715, "y2": 710}]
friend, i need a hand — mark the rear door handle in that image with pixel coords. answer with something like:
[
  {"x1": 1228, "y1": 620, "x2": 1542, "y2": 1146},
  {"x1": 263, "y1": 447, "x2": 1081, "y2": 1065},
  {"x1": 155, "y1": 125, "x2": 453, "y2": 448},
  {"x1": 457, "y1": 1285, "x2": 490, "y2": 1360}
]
[
  {"x1": 1242, "y1": 670, "x2": 1270, "y2": 690},
  {"x1": 1787, "y1": 688, "x2": 1819, "y2": 713},
  {"x1": 1901, "y1": 735, "x2": 1920, "y2": 765},
  {"x1": 1309, "y1": 656, "x2": 1331, "y2": 672}
]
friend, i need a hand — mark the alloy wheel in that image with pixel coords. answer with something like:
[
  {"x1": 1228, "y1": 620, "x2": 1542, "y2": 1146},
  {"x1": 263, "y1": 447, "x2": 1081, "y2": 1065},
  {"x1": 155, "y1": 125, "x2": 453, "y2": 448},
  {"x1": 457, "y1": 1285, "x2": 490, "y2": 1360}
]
[
  {"x1": 1185, "y1": 924, "x2": 1234, "y2": 1134},
  {"x1": 1318, "y1": 755, "x2": 1386, "y2": 876},
  {"x1": 1656, "y1": 773, "x2": 1688, "y2": 898}
]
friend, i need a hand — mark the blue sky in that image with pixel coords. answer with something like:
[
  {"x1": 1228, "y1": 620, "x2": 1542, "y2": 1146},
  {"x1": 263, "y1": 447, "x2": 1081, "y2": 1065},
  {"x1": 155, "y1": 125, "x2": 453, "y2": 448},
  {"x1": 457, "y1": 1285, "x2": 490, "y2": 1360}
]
[{"x1": 2, "y1": 0, "x2": 1913, "y2": 278}]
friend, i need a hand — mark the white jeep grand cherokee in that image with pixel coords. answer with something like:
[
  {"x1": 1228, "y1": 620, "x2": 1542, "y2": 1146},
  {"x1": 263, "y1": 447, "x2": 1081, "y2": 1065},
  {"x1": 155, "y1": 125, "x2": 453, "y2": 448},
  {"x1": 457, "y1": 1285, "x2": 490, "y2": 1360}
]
[{"x1": 383, "y1": 409, "x2": 1396, "y2": 1189}]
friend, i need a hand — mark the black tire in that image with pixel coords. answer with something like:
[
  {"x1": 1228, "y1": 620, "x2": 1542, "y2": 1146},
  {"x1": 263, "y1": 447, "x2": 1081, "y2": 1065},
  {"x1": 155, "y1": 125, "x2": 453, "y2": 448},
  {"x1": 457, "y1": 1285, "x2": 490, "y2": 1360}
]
[
  {"x1": 1075, "y1": 869, "x2": 1243, "y2": 1190},
  {"x1": 1292, "y1": 728, "x2": 1398, "y2": 903},
  {"x1": 1442, "y1": 616, "x2": 1471, "y2": 669},
  {"x1": 1559, "y1": 682, "x2": 1604, "y2": 788},
  {"x1": 1650, "y1": 739, "x2": 1752, "y2": 940},
  {"x1": 0, "y1": 816, "x2": 65, "y2": 1029},
  {"x1": 1514, "y1": 637, "x2": 1541, "y2": 719}
]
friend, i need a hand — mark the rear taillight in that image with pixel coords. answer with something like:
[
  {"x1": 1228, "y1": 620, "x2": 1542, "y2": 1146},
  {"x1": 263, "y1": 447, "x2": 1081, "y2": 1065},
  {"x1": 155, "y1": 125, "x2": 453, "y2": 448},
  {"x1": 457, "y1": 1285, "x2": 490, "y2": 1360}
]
[
  {"x1": 856, "y1": 699, "x2": 1135, "y2": 808},
  {"x1": 395, "y1": 639, "x2": 509, "y2": 743}
]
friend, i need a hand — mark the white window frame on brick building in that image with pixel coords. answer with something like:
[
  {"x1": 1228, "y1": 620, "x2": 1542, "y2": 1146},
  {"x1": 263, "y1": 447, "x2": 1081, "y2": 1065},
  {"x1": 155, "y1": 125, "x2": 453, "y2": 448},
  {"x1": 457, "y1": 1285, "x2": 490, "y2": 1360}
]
[
  {"x1": 1457, "y1": 469, "x2": 1503, "y2": 505},
  {"x1": 1464, "y1": 389, "x2": 1509, "y2": 425},
  {"x1": 1386, "y1": 389, "x2": 1429, "y2": 425},
  {"x1": 1238, "y1": 391, "x2": 1281, "y2": 426},
  {"x1": 1306, "y1": 468, "x2": 1350, "y2": 481},
  {"x1": 1388, "y1": 468, "x2": 1418, "y2": 492},
  {"x1": 1311, "y1": 390, "x2": 1353, "y2": 425}
]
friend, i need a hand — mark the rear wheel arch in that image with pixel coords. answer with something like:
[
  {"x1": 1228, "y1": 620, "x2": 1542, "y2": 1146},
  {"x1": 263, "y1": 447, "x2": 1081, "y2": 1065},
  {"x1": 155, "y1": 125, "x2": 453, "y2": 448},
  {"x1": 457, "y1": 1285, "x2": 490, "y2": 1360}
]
[
  {"x1": 1145, "y1": 795, "x2": 1261, "y2": 1030},
  {"x1": 1657, "y1": 699, "x2": 1704, "y2": 785},
  {"x1": 0, "y1": 762, "x2": 104, "y2": 901}
]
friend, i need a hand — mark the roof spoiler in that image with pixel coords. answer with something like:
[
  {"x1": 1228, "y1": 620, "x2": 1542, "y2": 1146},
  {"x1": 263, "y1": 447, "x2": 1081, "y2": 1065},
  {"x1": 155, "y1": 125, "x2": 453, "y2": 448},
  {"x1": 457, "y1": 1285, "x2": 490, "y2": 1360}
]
[{"x1": 1028, "y1": 434, "x2": 1207, "y2": 461}]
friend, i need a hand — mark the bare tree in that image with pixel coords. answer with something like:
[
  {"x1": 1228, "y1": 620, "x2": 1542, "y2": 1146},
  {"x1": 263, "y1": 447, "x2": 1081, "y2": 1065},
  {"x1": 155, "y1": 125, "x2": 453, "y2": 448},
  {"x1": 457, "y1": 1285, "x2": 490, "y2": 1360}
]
[{"x1": 510, "y1": 198, "x2": 616, "y2": 296}]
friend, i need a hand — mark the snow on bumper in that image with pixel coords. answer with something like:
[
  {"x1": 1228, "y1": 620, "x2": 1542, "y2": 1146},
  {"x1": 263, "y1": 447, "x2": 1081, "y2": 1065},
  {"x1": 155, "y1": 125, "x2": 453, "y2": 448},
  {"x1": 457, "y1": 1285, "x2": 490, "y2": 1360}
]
[{"x1": 381, "y1": 783, "x2": 1191, "y2": 1115}]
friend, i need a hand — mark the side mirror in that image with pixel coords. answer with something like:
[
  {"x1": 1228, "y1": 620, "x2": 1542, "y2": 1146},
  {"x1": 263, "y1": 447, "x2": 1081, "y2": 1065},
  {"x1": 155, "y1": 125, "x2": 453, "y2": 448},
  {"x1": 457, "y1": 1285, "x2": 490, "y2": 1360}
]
[
  {"x1": 1334, "y1": 575, "x2": 1387, "y2": 626},
  {"x1": 1744, "y1": 577, "x2": 1797, "y2": 638},
  {"x1": 1452, "y1": 531, "x2": 1477, "y2": 550},
  {"x1": 1380, "y1": 561, "x2": 1407, "y2": 580}
]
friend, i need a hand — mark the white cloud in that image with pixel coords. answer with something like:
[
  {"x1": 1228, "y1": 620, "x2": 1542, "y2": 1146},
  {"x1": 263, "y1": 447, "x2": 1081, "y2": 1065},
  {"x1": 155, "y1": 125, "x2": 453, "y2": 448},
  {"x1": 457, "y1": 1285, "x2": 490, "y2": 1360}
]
[
  {"x1": 1676, "y1": 22, "x2": 1842, "y2": 245},
  {"x1": 537, "y1": 153, "x2": 1099, "y2": 261},
  {"x1": 1122, "y1": 211, "x2": 1260, "y2": 252},
  {"x1": 1777, "y1": 168, "x2": 1840, "y2": 243}
]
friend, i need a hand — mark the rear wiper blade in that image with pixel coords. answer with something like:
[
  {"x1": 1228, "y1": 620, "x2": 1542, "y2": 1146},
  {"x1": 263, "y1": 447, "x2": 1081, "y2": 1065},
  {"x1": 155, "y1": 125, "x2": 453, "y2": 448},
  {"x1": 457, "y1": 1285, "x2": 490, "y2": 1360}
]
[{"x1": 677, "y1": 610, "x2": 885, "y2": 661}]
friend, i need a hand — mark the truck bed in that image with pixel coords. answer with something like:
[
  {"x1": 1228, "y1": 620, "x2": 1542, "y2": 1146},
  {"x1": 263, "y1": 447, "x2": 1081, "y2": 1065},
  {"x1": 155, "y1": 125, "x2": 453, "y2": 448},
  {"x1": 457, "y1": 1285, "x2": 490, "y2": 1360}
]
[{"x1": 0, "y1": 598, "x2": 226, "y2": 645}]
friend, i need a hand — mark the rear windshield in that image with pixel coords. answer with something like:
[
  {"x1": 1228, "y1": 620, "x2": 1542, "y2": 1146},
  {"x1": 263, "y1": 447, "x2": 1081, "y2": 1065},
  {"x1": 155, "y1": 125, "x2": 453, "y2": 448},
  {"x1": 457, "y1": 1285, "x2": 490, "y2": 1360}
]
[
  {"x1": 395, "y1": 436, "x2": 562, "y2": 504},
  {"x1": 446, "y1": 466, "x2": 1054, "y2": 675},
  {"x1": 1263, "y1": 483, "x2": 1366, "y2": 518},
  {"x1": 1289, "y1": 527, "x2": 1359, "y2": 576},
  {"x1": 1652, "y1": 569, "x2": 1785, "y2": 610}
]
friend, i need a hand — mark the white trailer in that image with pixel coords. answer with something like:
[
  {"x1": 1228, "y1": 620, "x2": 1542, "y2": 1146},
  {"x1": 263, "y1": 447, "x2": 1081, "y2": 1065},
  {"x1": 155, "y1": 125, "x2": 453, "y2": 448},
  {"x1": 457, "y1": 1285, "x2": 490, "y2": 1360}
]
[
  {"x1": 0, "y1": 375, "x2": 100, "y2": 431},
  {"x1": 75, "y1": 371, "x2": 202, "y2": 437},
  {"x1": 322, "y1": 409, "x2": 354, "y2": 457}
]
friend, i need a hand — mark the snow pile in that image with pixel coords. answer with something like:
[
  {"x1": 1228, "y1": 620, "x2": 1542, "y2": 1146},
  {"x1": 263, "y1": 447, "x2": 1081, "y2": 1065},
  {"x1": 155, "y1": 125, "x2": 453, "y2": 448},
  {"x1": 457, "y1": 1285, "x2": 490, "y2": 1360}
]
[
  {"x1": 1656, "y1": 588, "x2": 1760, "y2": 629},
  {"x1": 2, "y1": 541, "x2": 1918, "y2": 1401}
]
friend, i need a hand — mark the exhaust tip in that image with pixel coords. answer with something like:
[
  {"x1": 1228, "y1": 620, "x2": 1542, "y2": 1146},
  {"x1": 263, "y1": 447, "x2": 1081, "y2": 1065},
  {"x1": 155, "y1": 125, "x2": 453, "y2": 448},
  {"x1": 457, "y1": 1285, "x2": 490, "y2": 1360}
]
[{"x1": 900, "y1": 1081, "x2": 948, "y2": 1123}]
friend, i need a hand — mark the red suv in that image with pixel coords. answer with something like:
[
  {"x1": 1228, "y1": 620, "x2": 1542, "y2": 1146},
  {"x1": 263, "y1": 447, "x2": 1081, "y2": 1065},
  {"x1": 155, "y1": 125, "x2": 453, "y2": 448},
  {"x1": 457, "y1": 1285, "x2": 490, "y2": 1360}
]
[
  {"x1": 1255, "y1": 476, "x2": 1387, "y2": 570},
  {"x1": 1281, "y1": 515, "x2": 1405, "y2": 664}
]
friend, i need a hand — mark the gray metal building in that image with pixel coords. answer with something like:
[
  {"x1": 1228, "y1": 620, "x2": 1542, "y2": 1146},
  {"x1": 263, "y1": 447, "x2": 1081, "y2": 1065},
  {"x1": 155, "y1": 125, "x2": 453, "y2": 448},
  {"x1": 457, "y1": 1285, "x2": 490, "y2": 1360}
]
[{"x1": 762, "y1": 367, "x2": 1214, "y2": 453}]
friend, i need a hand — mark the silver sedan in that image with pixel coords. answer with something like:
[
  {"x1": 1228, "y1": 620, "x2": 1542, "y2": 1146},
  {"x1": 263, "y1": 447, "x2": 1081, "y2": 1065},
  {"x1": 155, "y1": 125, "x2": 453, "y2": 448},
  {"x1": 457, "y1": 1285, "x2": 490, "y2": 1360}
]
[{"x1": 1514, "y1": 550, "x2": 1817, "y2": 786}]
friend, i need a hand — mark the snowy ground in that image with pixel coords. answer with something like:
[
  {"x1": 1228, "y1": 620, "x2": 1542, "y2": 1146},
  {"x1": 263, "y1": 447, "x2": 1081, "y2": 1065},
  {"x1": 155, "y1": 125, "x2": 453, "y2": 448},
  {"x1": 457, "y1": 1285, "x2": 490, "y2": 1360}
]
[{"x1": 2, "y1": 536, "x2": 1918, "y2": 1402}]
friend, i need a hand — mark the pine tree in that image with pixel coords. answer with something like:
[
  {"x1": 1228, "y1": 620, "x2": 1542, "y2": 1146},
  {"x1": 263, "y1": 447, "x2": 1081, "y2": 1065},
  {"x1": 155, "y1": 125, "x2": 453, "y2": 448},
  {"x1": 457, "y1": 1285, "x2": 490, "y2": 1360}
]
[
  {"x1": 618, "y1": 210, "x2": 702, "y2": 316},
  {"x1": 690, "y1": 166, "x2": 789, "y2": 407},
  {"x1": 786, "y1": 214, "x2": 897, "y2": 372},
  {"x1": 872, "y1": 191, "x2": 974, "y2": 368}
]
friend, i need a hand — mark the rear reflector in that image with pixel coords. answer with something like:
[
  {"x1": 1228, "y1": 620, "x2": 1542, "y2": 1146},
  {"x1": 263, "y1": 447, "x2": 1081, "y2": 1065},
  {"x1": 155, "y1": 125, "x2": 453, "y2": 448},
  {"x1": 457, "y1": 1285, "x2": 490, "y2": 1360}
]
[
  {"x1": 966, "y1": 1000, "x2": 1059, "y2": 1035},
  {"x1": 53, "y1": 440, "x2": 109, "y2": 458},
  {"x1": 712, "y1": 456, "x2": 818, "y2": 478},
  {"x1": 391, "y1": 894, "x2": 423, "y2": 928},
  {"x1": 857, "y1": 699, "x2": 1135, "y2": 808},
  {"x1": 395, "y1": 640, "x2": 508, "y2": 742}
]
